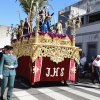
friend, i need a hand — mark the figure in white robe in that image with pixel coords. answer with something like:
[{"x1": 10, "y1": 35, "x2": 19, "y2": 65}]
[{"x1": 56, "y1": 20, "x2": 63, "y2": 34}]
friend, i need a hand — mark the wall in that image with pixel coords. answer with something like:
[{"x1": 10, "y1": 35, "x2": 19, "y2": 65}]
[
  {"x1": 75, "y1": 22, "x2": 100, "y2": 56},
  {"x1": 71, "y1": 6, "x2": 86, "y2": 17},
  {"x1": 73, "y1": 0, "x2": 100, "y2": 13},
  {"x1": 0, "y1": 25, "x2": 11, "y2": 48},
  {"x1": 76, "y1": 22, "x2": 100, "y2": 34}
]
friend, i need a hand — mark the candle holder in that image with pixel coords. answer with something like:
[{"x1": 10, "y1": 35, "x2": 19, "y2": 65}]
[{"x1": 65, "y1": 11, "x2": 81, "y2": 46}]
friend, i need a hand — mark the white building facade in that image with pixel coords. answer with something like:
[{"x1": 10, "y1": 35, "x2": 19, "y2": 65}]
[
  {"x1": 76, "y1": 12, "x2": 100, "y2": 62},
  {"x1": 0, "y1": 25, "x2": 11, "y2": 48}
]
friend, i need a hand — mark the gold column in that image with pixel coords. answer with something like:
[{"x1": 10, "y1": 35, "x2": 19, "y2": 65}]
[
  {"x1": 35, "y1": 16, "x2": 39, "y2": 43},
  {"x1": 30, "y1": 20, "x2": 32, "y2": 33},
  {"x1": 72, "y1": 25, "x2": 76, "y2": 46}
]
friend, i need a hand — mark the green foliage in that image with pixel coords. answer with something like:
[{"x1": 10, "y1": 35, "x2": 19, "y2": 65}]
[{"x1": 16, "y1": 0, "x2": 47, "y2": 15}]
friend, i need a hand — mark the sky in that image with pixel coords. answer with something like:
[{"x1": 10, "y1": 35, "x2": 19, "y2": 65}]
[{"x1": 0, "y1": 0, "x2": 81, "y2": 27}]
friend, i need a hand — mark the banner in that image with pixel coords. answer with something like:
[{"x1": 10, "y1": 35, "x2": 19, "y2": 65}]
[
  {"x1": 69, "y1": 59, "x2": 76, "y2": 81},
  {"x1": 34, "y1": 57, "x2": 43, "y2": 82}
]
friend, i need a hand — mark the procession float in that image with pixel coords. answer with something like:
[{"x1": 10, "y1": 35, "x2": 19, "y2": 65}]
[{"x1": 11, "y1": 0, "x2": 81, "y2": 85}]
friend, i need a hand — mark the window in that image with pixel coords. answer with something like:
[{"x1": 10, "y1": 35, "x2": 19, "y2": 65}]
[
  {"x1": 89, "y1": 12, "x2": 100, "y2": 23},
  {"x1": 81, "y1": 17, "x2": 84, "y2": 25}
]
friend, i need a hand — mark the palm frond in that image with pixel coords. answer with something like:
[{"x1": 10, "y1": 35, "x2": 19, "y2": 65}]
[
  {"x1": 16, "y1": 0, "x2": 30, "y2": 14},
  {"x1": 16, "y1": 0, "x2": 48, "y2": 14},
  {"x1": 40, "y1": 0, "x2": 53, "y2": 10}
]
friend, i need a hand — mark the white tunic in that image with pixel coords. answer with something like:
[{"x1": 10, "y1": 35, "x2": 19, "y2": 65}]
[
  {"x1": 80, "y1": 57, "x2": 87, "y2": 66},
  {"x1": 93, "y1": 59, "x2": 100, "y2": 67},
  {"x1": 57, "y1": 22, "x2": 63, "y2": 34}
]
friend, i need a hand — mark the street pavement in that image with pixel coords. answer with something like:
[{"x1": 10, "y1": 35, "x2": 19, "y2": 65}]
[{"x1": 1, "y1": 79, "x2": 100, "y2": 100}]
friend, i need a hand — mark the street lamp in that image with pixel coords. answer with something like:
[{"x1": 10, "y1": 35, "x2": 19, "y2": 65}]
[{"x1": 65, "y1": 11, "x2": 81, "y2": 46}]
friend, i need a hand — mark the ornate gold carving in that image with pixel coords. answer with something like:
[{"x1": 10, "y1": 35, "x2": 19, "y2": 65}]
[
  {"x1": 29, "y1": 36, "x2": 35, "y2": 43},
  {"x1": 11, "y1": 33, "x2": 81, "y2": 64},
  {"x1": 21, "y1": 37, "x2": 28, "y2": 45},
  {"x1": 39, "y1": 34, "x2": 52, "y2": 44}
]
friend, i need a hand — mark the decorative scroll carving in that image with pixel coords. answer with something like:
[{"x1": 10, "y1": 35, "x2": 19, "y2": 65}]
[{"x1": 11, "y1": 33, "x2": 81, "y2": 64}]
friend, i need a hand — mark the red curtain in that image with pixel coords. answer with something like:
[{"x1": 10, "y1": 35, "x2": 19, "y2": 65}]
[
  {"x1": 16, "y1": 56, "x2": 34, "y2": 82},
  {"x1": 40, "y1": 57, "x2": 70, "y2": 81},
  {"x1": 16, "y1": 56, "x2": 77, "y2": 85}
]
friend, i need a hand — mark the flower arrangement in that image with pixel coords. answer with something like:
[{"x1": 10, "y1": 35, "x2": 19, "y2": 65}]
[{"x1": 11, "y1": 31, "x2": 73, "y2": 42}]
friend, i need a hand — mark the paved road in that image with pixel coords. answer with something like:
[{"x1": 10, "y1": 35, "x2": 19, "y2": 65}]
[{"x1": 1, "y1": 79, "x2": 100, "y2": 100}]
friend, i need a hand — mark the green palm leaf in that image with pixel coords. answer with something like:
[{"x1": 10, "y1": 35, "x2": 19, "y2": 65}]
[{"x1": 16, "y1": 0, "x2": 48, "y2": 15}]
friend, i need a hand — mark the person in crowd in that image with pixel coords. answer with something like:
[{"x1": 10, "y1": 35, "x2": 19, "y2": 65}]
[
  {"x1": 75, "y1": 56, "x2": 81, "y2": 83},
  {"x1": 41, "y1": 16, "x2": 51, "y2": 32},
  {"x1": 77, "y1": 55, "x2": 82, "y2": 77},
  {"x1": 0, "y1": 48, "x2": 3, "y2": 62},
  {"x1": 0, "y1": 45, "x2": 18, "y2": 100},
  {"x1": 90, "y1": 56, "x2": 96, "y2": 72},
  {"x1": 92, "y1": 55, "x2": 100, "y2": 84},
  {"x1": 0, "y1": 45, "x2": 8, "y2": 60},
  {"x1": 56, "y1": 20, "x2": 63, "y2": 34},
  {"x1": 88, "y1": 56, "x2": 96, "y2": 81},
  {"x1": 80, "y1": 53, "x2": 87, "y2": 72}
]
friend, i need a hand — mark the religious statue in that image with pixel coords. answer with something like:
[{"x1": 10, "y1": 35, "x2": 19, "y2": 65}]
[
  {"x1": 41, "y1": 16, "x2": 51, "y2": 32},
  {"x1": 16, "y1": 20, "x2": 24, "y2": 39},
  {"x1": 39, "y1": 6, "x2": 54, "y2": 31},
  {"x1": 20, "y1": 20, "x2": 24, "y2": 37},
  {"x1": 56, "y1": 20, "x2": 63, "y2": 34},
  {"x1": 23, "y1": 18, "x2": 29, "y2": 35},
  {"x1": 39, "y1": 6, "x2": 48, "y2": 31}
]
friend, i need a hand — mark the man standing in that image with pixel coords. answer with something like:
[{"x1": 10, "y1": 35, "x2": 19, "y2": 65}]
[
  {"x1": 80, "y1": 53, "x2": 87, "y2": 71},
  {"x1": 92, "y1": 55, "x2": 100, "y2": 84},
  {"x1": 0, "y1": 46, "x2": 18, "y2": 100}
]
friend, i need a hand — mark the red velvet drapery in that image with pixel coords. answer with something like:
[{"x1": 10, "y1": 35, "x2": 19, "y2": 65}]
[{"x1": 17, "y1": 56, "x2": 78, "y2": 85}]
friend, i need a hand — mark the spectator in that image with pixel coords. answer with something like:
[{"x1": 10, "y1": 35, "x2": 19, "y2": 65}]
[
  {"x1": 89, "y1": 56, "x2": 96, "y2": 72},
  {"x1": 80, "y1": 53, "x2": 87, "y2": 72},
  {"x1": 92, "y1": 55, "x2": 100, "y2": 84}
]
